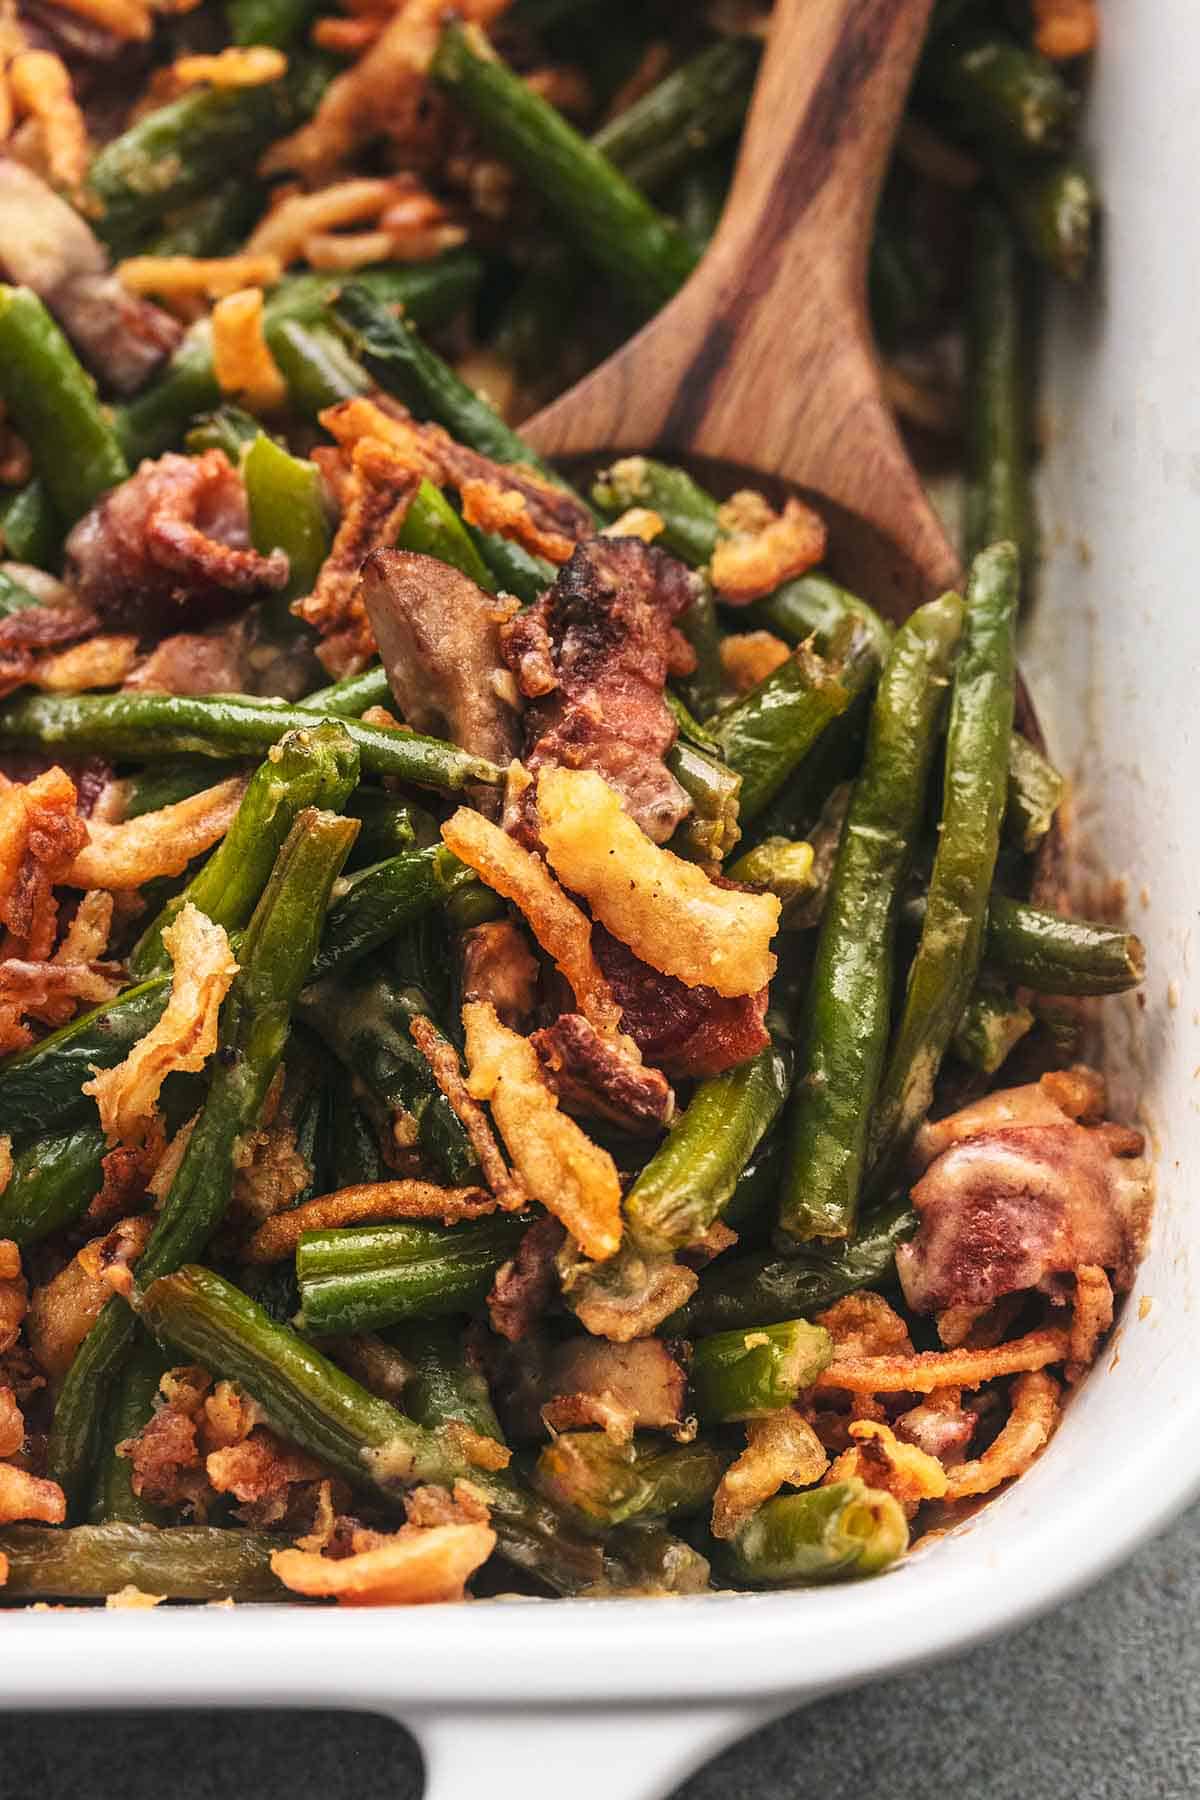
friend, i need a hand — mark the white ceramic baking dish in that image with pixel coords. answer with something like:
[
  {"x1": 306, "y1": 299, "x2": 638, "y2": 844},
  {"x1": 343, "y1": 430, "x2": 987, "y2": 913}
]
[{"x1": 4, "y1": 8, "x2": 1197, "y2": 1797}]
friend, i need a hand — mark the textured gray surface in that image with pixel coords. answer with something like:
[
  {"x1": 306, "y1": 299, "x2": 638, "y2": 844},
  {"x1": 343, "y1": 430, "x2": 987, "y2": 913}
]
[{"x1": 3, "y1": 1499, "x2": 1198, "y2": 1799}]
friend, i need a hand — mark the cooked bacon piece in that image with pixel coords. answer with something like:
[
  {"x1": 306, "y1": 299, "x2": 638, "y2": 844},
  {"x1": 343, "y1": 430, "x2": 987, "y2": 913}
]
[
  {"x1": 460, "y1": 919, "x2": 539, "y2": 1030},
  {"x1": 499, "y1": 536, "x2": 698, "y2": 843},
  {"x1": 126, "y1": 1382, "x2": 208, "y2": 1513},
  {"x1": 0, "y1": 603, "x2": 101, "y2": 700},
  {"x1": 296, "y1": 438, "x2": 419, "y2": 675},
  {"x1": 538, "y1": 766, "x2": 778, "y2": 999},
  {"x1": 592, "y1": 925, "x2": 770, "y2": 1079},
  {"x1": 912, "y1": 1066, "x2": 1107, "y2": 1171},
  {"x1": 66, "y1": 450, "x2": 288, "y2": 632},
  {"x1": 487, "y1": 1213, "x2": 565, "y2": 1342},
  {"x1": 532, "y1": 1012, "x2": 674, "y2": 1135},
  {"x1": 0, "y1": 160, "x2": 179, "y2": 395},
  {"x1": 711, "y1": 1409, "x2": 828, "y2": 1540},
  {"x1": 358, "y1": 548, "x2": 521, "y2": 768},
  {"x1": 897, "y1": 1118, "x2": 1152, "y2": 1316}
]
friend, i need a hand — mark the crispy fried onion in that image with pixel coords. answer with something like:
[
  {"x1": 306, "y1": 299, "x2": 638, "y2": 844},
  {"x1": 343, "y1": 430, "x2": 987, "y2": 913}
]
[
  {"x1": 1067, "y1": 1263, "x2": 1114, "y2": 1378},
  {"x1": 8, "y1": 50, "x2": 89, "y2": 197},
  {"x1": 826, "y1": 1419, "x2": 948, "y2": 1518},
  {"x1": 0, "y1": 1240, "x2": 25, "y2": 1355},
  {"x1": 0, "y1": 766, "x2": 90, "y2": 1051},
  {"x1": 814, "y1": 1325, "x2": 1072, "y2": 1395},
  {"x1": 710, "y1": 491, "x2": 826, "y2": 603},
  {"x1": 600, "y1": 507, "x2": 664, "y2": 544},
  {"x1": 260, "y1": 0, "x2": 511, "y2": 182},
  {"x1": 1032, "y1": 0, "x2": 1097, "y2": 60},
  {"x1": 0, "y1": 1383, "x2": 23, "y2": 1457},
  {"x1": 117, "y1": 253, "x2": 284, "y2": 305},
  {"x1": 719, "y1": 629, "x2": 791, "y2": 695},
  {"x1": 0, "y1": 1461, "x2": 66, "y2": 1525},
  {"x1": 170, "y1": 45, "x2": 287, "y2": 88},
  {"x1": 816, "y1": 1291, "x2": 914, "y2": 1358},
  {"x1": 27, "y1": 1216, "x2": 152, "y2": 1383},
  {"x1": 44, "y1": 0, "x2": 152, "y2": 41},
  {"x1": 271, "y1": 1484, "x2": 495, "y2": 1605},
  {"x1": 442, "y1": 802, "x2": 624, "y2": 1039},
  {"x1": 243, "y1": 1180, "x2": 499, "y2": 1262},
  {"x1": 247, "y1": 173, "x2": 464, "y2": 272},
  {"x1": 943, "y1": 1371, "x2": 1061, "y2": 1500},
  {"x1": 295, "y1": 436, "x2": 420, "y2": 675},
  {"x1": 710, "y1": 1410, "x2": 828, "y2": 1540},
  {"x1": 30, "y1": 634, "x2": 139, "y2": 693},
  {"x1": 211, "y1": 286, "x2": 286, "y2": 414},
  {"x1": 409, "y1": 1015, "x2": 527, "y2": 1209},
  {"x1": 537, "y1": 766, "x2": 779, "y2": 999},
  {"x1": 84, "y1": 903, "x2": 238, "y2": 1143},
  {"x1": 64, "y1": 776, "x2": 246, "y2": 888},
  {"x1": 463, "y1": 1000, "x2": 621, "y2": 1262}
]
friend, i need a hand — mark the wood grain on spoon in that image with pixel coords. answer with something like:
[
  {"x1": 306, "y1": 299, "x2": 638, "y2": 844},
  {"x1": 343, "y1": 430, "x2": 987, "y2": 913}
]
[{"x1": 524, "y1": 0, "x2": 960, "y2": 613}]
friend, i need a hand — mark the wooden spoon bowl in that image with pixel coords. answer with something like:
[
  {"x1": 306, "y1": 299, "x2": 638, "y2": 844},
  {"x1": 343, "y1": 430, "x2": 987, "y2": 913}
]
[{"x1": 524, "y1": 0, "x2": 960, "y2": 617}]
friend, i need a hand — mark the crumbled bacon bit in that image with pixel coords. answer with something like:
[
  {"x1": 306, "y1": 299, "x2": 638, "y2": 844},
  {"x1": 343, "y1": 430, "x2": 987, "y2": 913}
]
[
  {"x1": 592, "y1": 924, "x2": 770, "y2": 1080},
  {"x1": 532, "y1": 1012, "x2": 674, "y2": 1135}
]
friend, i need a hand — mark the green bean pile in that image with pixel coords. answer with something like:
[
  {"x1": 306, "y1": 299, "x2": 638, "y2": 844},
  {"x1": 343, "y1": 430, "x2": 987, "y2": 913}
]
[{"x1": 0, "y1": 0, "x2": 1136, "y2": 1607}]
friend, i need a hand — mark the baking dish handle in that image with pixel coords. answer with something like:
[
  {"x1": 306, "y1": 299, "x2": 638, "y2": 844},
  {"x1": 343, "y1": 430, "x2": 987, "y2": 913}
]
[{"x1": 407, "y1": 1701, "x2": 784, "y2": 1800}]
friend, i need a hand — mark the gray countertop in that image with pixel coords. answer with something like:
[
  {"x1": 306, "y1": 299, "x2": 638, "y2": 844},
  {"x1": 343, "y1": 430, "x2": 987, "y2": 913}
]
[{"x1": 5, "y1": 1498, "x2": 1198, "y2": 1799}]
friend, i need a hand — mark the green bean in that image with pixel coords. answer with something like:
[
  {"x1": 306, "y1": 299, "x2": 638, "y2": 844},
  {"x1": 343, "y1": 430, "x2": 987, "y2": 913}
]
[
  {"x1": 985, "y1": 894, "x2": 1146, "y2": 994},
  {"x1": 0, "y1": 287, "x2": 128, "y2": 525},
  {"x1": 965, "y1": 200, "x2": 1034, "y2": 569},
  {"x1": 665, "y1": 740, "x2": 743, "y2": 863},
  {"x1": 114, "y1": 254, "x2": 482, "y2": 462},
  {"x1": 464, "y1": 525, "x2": 557, "y2": 604},
  {"x1": 269, "y1": 318, "x2": 369, "y2": 415},
  {"x1": 130, "y1": 721, "x2": 359, "y2": 977},
  {"x1": 747, "y1": 570, "x2": 892, "y2": 662},
  {"x1": 952, "y1": 979, "x2": 1034, "y2": 1073},
  {"x1": 592, "y1": 457, "x2": 719, "y2": 564},
  {"x1": 711, "y1": 628, "x2": 879, "y2": 824},
  {"x1": 432, "y1": 23, "x2": 698, "y2": 315},
  {"x1": 690, "y1": 1319, "x2": 834, "y2": 1424},
  {"x1": 184, "y1": 405, "x2": 261, "y2": 459},
  {"x1": 309, "y1": 845, "x2": 474, "y2": 981},
  {"x1": 1006, "y1": 730, "x2": 1064, "y2": 852},
  {"x1": 298, "y1": 663, "x2": 390, "y2": 718},
  {"x1": 140, "y1": 1264, "x2": 605, "y2": 1593},
  {"x1": 344, "y1": 791, "x2": 435, "y2": 866},
  {"x1": 0, "y1": 1523, "x2": 290, "y2": 1603},
  {"x1": 726, "y1": 838, "x2": 816, "y2": 917},
  {"x1": 123, "y1": 758, "x2": 245, "y2": 818},
  {"x1": 244, "y1": 432, "x2": 330, "y2": 602},
  {"x1": 669, "y1": 1195, "x2": 916, "y2": 1336},
  {"x1": 534, "y1": 1432, "x2": 724, "y2": 1530},
  {"x1": 297, "y1": 1216, "x2": 526, "y2": 1336},
  {"x1": 676, "y1": 580, "x2": 724, "y2": 719},
  {"x1": 387, "y1": 1318, "x2": 505, "y2": 1446},
  {"x1": 0, "y1": 1126, "x2": 105, "y2": 1247},
  {"x1": 922, "y1": 29, "x2": 1078, "y2": 156},
  {"x1": 145, "y1": 181, "x2": 265, "y2": 259},
  {"x1": 670, "y1": 148, "x2": 734, "y2": 249},
  {"x1": 625, "y1": 1039, "x2": 792, "y2": 1255},
  {"x1": 1001, "y1": 156, "x2": 1095, "y2": 283},
  {"x1": 227, "y1": 0, "x2": 320, "y2": 48},
  {"x1": 0, "y1": 978, "x2": 170, "y2": 1139},
  {"x1": 780, "y1": 594, "x2": 964, "y2": 1243},
  {"x1": 600, "y1": 1523, "x2": 712, "y2": 1595},
  {"x1": 591, "y1": 38, "x2": 759, "y2": 195},
  {"x1": 328, "y1": 1066, "x2": 383, "y2": 1189},
  {"x1": 86, "y1": 62, "x2": 329, "y2": 255},
  {"x1": 726, "y1": 1479, "x2": 908, "y2": 1586},
  {"x1": 666, "y1": 689, "x2": 723, "y2": 756},
  {"x1": 397, "y1": 479, "x2": 497, "y2": 590},
  {"x1": 0, "y1": 692, "x2": 502, "y2": 793},
  {"x1": 46, "y1": 1302, "x2": 139, "y2": 1514},
  {"x1": 334, "y1": 282, "x2": 583, "y2": 499},
  {"x1": 0, "y1": 480, "x2": 57, "y2": 566},
  {"x1": 300, "y1": 949, "x2": 476, "y2": 1184},
  {"x1": 88, "y1": 1333, "x2": 169, "y2": 1526},
  {"x1": 872, "y1": 543, "x2": 1018, "y2": 1173}
]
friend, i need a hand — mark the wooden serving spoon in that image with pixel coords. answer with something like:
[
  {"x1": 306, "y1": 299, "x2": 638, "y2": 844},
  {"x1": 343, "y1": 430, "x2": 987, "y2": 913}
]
[{"x1": 523, "y1": 0, "x2": 960, "y2": 615}]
